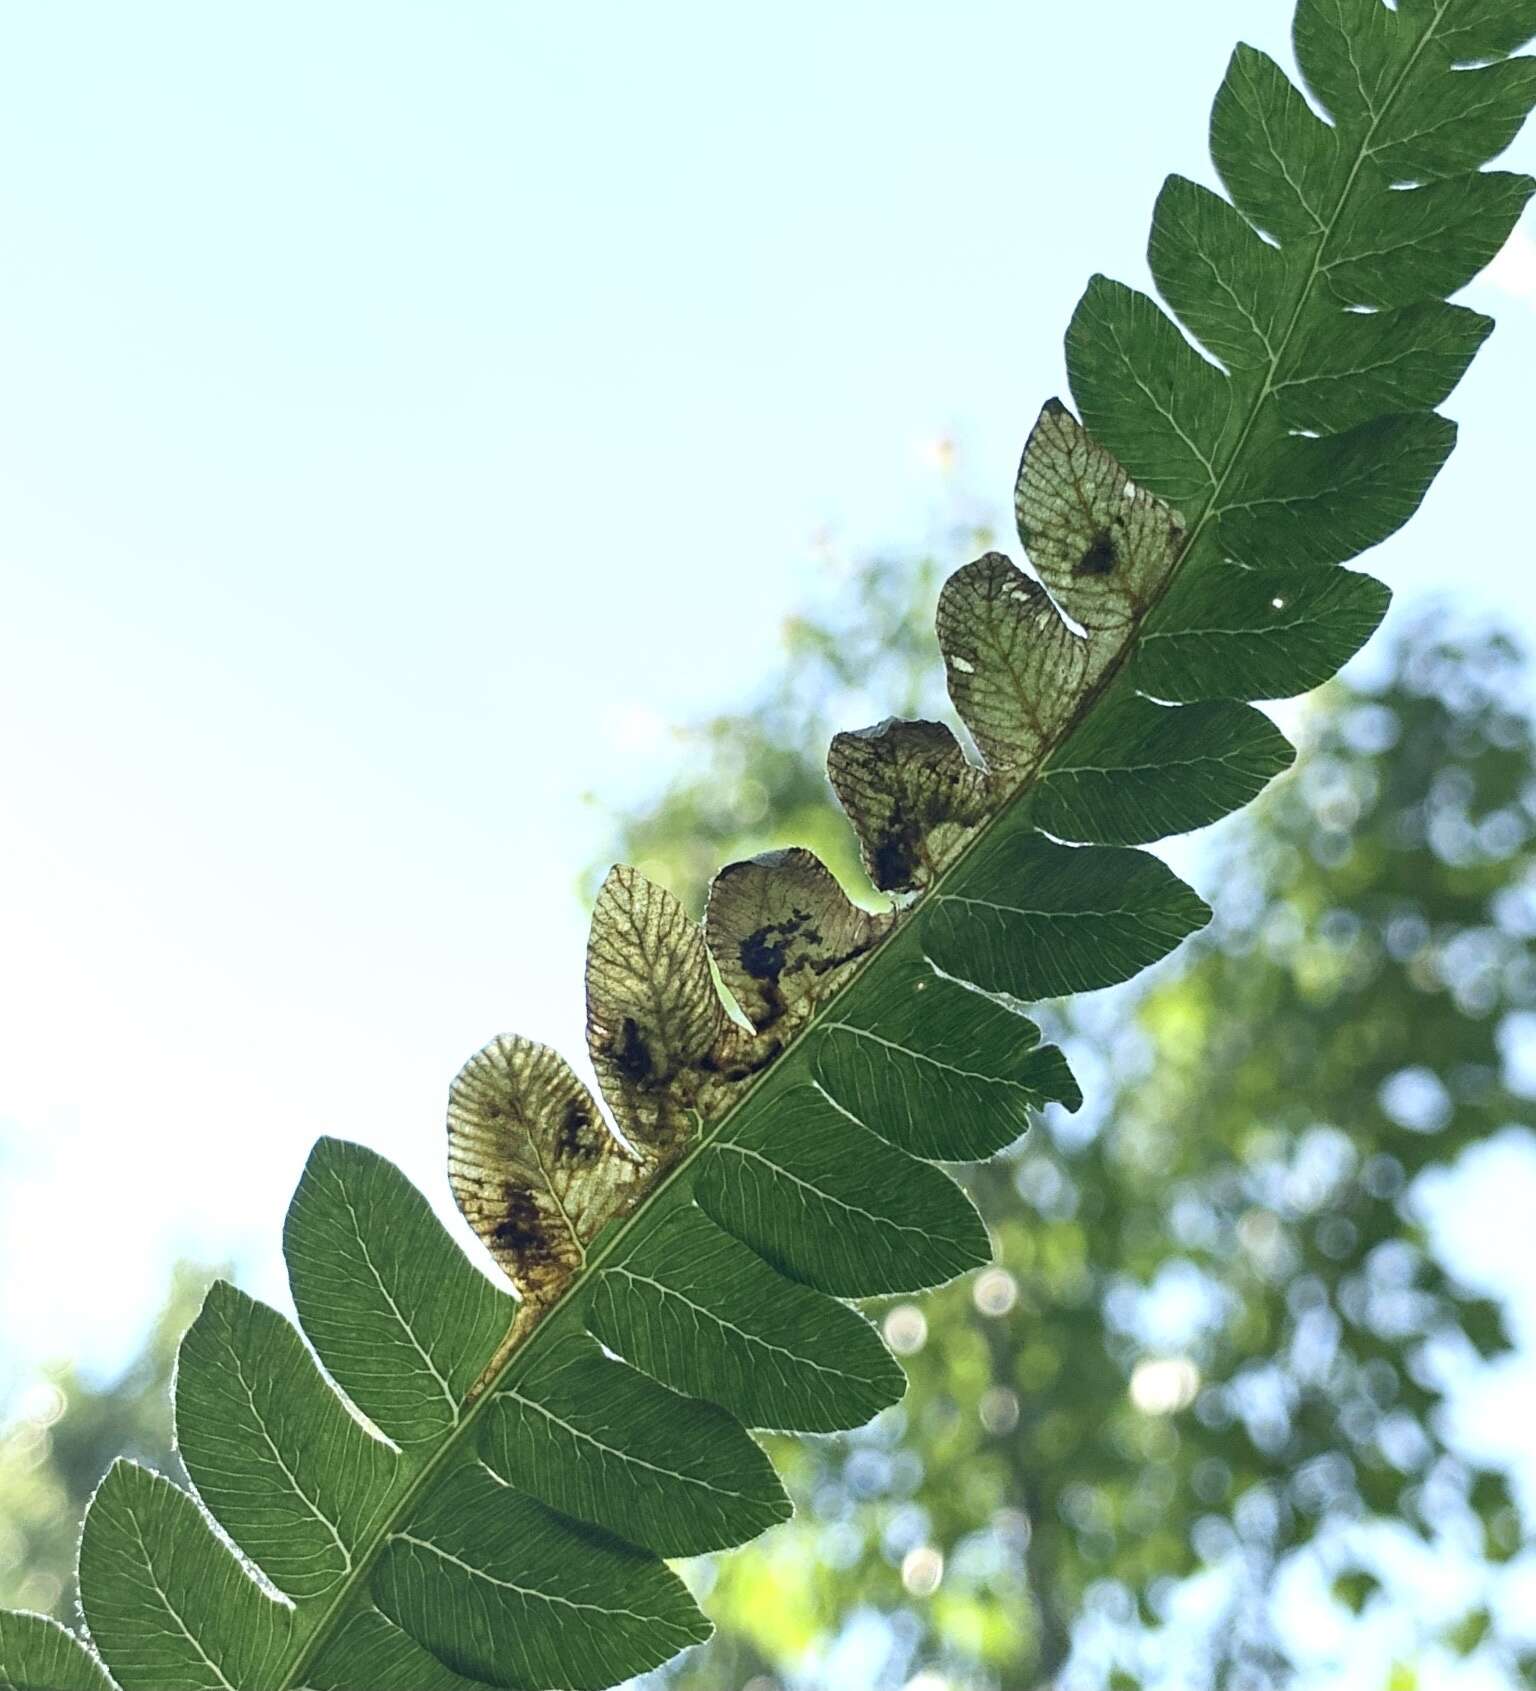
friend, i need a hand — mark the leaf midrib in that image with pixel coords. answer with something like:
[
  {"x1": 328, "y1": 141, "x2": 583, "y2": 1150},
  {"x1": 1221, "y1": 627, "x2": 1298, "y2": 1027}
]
[{"x1": 277, "y1": 17, "x2": 1447, "y2": 1685}]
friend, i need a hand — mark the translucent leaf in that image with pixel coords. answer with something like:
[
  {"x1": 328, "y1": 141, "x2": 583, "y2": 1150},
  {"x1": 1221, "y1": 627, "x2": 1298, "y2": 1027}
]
[
  {"x1": 827, "y1": 718, "x2": 993, "y2": 893},
  {"x1": 449, "y1": 1034, "x2": 642, "y2": 1307},
  {"x1": 586, "y1": 865, "x2": 735, "y2": 1159},
  {"x1": 937, "y1": 551, "x2": 1089, "y2": 776},
  {"x1": 706, "y1": 846, "x2": 890, "y2": 1034},
  {"x1": 1013, "y1": 400, "x2": 1185, "y2": 636}
]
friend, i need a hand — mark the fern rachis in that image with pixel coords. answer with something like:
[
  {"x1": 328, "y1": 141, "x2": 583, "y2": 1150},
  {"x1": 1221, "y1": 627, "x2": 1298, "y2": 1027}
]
[{"x1": 3, "y1": 3, "x2": 1533, "y2": 1688}]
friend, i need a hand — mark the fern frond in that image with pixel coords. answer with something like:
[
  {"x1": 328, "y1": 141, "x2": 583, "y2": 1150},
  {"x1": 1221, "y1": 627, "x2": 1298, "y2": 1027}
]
[{"x1": 5, "y1": 3, "x2": 1531, "y2": 1688}]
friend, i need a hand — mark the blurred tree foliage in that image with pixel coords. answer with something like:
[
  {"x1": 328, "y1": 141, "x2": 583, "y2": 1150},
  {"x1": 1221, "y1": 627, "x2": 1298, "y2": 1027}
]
[
  {"x1": 595, "y1": 544, "x2": 1536, "y2": 1690},
  {"x1": 0, "y1": 1264, "x2": 215, "y2": 1623}
]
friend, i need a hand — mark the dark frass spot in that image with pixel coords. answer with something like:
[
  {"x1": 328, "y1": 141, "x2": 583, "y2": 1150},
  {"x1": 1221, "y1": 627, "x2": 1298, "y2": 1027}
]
[
  {"x1": 872, "y1": 831, "x2": 919, "y2": 891},
  {"x1": 740, "y1": 927, "x2": 788, "y2": 982},
  {"x1": 740, "y1": 909, "x2": 821, "y2": 983},
  {"x1": 614, "y1": 1017, "x2": 653, "y2": 1083},
  {"x1": 558, "y1": 1099, "x2": 598, "y2": 1160},
  {"x1": 492, "y1": 1184, "x2": 551, "y2": 1257},
  {"x1": 1075, "y1": 530, "x2": 1117, "y2": 576},
  {"x1": 790, "y1": 911, "x2": 825, "y2": 961}
]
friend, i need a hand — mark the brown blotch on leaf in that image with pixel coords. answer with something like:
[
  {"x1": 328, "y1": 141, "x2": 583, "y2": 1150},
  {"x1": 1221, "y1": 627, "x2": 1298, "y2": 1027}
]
[
  {"x1": 448, "y1": 1033, "x2": 640, "y2": 1308},
  {"x1": 1014, "y1": 400, "x2": 1183, "y2": 635},
  {"x1": 827, "y1": 719, "x2": 995, "y2": 895},
  {"x1": 737, "y1": 904, "x2": 827, "y2": 988},
  {"x1": 707, "y1": 848, "x2": 890, "y2": 1033},
  {"x1": 1075, "y1": 530, "x2": 1117, "y2": 576},
  {"x1": 739, "y1": 924, "x2": 790, "y2": 982},
  {"x1": 492, "y1": 1183, "x2": 552, "y2": 1256},
  {"x1": 613, "y1": 1017, "x2": 654, "y2": 1083},
  {"x1": 558, "y1": 1099, "x2": 600, "y2": 1161},
  {"x1": 587, "y1": 864, "x2": 737, "y2": 1159},
  {"x1": 934, "y1": 408, "x2": 1183, "y2": 785},
  {"x1": 873, "y1": 832, "x2": 920, "y2": 891}
]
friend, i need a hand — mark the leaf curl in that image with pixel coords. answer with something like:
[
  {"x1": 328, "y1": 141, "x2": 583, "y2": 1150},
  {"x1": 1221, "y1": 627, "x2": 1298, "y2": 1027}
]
[
  {"x1": 448, "y1": 1035, "x2": 641, "y2": 1308},
  {"x1": 706, "y1": 847, "x2": 891, "y2": 1035}
]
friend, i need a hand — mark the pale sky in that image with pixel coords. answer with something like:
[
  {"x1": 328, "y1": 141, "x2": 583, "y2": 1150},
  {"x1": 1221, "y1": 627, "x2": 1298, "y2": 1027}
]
[{"x1": 1, "y1": 0, "x2": 1534, "y2": 1496}]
